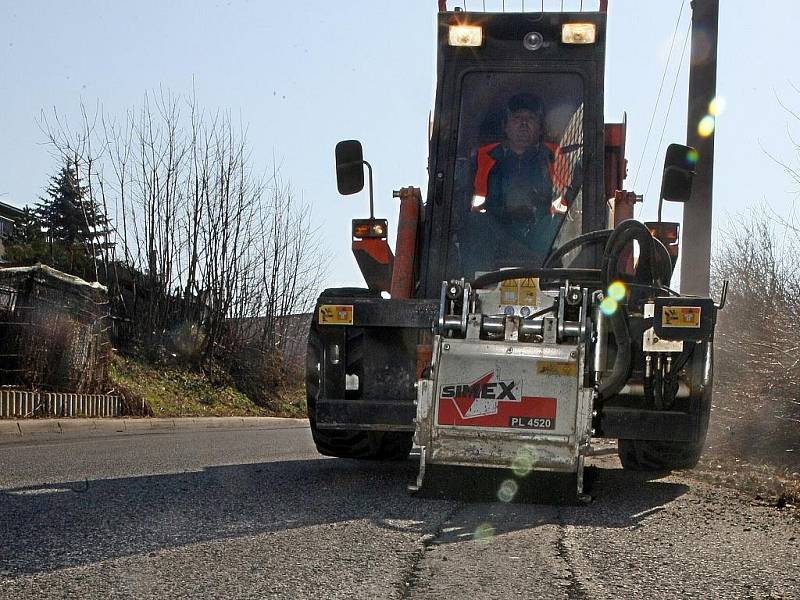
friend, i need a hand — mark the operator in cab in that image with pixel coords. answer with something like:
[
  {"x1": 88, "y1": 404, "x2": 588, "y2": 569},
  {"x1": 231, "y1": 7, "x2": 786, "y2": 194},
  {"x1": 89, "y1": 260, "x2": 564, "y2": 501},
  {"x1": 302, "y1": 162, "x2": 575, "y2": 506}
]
[{"x1": 467, "y1": 93, "x2": 568, "y2": 271}]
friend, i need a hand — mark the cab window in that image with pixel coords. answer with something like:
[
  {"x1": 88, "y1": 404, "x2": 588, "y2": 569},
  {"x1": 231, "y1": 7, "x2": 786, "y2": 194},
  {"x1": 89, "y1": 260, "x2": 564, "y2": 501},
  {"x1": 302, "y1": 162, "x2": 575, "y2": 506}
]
[{"x1": 446, "y1": 72, "x2": 585, "y2": 279}]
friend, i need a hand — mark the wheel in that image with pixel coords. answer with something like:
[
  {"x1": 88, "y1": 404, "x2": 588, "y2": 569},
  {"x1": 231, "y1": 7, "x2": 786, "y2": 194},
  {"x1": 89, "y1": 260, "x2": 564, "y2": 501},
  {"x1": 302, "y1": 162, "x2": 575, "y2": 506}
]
[
  {"x1": 306, "y1": 295, "x2": 412, "y2": 461},
  {"x1": 371, "y1": 431, "x2": 414, "y2": 461},
  {"x1": 618, "y1": 380, "x2": 712, "y2": 471},
  {"x1": 617, "y1": 437, "x2": 705, "y2": 471}
]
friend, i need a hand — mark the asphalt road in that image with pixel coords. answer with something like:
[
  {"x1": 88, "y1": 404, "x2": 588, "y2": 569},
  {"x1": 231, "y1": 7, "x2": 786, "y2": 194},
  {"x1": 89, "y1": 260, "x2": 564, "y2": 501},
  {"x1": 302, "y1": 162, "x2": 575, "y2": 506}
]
[{"x1": 1, "y1": 421, "x2": 798, "y2": 599}]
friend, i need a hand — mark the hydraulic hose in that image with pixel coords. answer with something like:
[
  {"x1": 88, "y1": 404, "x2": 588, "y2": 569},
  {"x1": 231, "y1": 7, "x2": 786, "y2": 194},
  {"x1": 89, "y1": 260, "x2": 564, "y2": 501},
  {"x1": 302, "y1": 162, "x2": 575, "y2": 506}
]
[
  {"x1": 543, "y1": 229, "x2": 613, "y2": 269},
  {"x1": 470, "y1": 267, "x2": 601, "y2": 290},
  {"x1": 469, "y1": 220, "x2": 668, "y2": 402},
  {"x1": 544, "y1": 223, "x2": 673, "y2": 289},
  {"x1": 646, "y1": 348, "x2": 690, "y2": 409},
  {"x1": 597, "y1": 219, "x2": 663, "y2": 400},
  {"x1": 597, "y1": 303, "x2": 632, "y2": 399},
  {"x1": 601, "y1": 219, "x2": 657, "y2": 288},
  {"x1": 599, "y1": 221, "x2": 677, "y2": 401}
]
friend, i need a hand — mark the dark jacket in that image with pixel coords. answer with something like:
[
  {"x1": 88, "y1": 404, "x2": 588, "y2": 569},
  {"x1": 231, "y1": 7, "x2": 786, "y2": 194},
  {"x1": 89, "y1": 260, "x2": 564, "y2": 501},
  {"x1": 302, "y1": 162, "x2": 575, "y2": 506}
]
[{"x1": 473, "y1": 141, "x2": 567, "y2": 220}]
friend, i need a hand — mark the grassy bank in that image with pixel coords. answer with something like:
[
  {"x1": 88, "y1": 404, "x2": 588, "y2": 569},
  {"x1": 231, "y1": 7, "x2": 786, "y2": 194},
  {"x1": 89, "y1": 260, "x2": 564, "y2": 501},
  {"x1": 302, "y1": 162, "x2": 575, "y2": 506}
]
[{"x1": 108, "y1": 353, "x2": 306, "y2": 418}]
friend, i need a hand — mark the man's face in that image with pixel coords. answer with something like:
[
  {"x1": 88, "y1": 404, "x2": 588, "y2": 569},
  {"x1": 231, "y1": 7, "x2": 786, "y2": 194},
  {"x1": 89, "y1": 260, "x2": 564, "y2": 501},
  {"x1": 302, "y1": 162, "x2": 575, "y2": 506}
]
[{"x1": 504, "y1": 109, "x2": 541, "y2": 151}]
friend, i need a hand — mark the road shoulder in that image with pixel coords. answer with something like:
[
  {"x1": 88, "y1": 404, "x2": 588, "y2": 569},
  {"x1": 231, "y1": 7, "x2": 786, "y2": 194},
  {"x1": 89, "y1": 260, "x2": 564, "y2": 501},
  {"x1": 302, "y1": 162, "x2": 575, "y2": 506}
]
[{"x1": 0, "y1": 416, "x2": 308, "y2": 441}]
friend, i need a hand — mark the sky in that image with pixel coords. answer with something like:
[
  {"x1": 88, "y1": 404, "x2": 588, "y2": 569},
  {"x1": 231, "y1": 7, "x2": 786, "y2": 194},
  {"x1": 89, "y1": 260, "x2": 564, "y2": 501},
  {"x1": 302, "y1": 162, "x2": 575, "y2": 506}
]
[{"x1": 2, "y1": 0, "x2": 799, "y2": 290}]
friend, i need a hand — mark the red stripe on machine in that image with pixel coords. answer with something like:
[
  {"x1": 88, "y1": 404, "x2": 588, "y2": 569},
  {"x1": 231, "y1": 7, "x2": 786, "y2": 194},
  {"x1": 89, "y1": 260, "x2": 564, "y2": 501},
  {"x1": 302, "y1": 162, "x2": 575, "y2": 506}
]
[{"x1": 437, "y1": 395, "x2": 556, "y2": 427}]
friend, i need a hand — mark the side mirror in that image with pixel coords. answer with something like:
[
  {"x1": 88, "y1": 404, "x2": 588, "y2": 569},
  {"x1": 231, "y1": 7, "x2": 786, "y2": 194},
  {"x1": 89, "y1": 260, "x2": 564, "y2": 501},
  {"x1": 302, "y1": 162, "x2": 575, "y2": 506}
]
[
  {"x1": 660, "y1": 143, "x2": 697, "y2": 203},
  {"x1": 335, "y1": 140, "x2": 365, "y2": 195}
]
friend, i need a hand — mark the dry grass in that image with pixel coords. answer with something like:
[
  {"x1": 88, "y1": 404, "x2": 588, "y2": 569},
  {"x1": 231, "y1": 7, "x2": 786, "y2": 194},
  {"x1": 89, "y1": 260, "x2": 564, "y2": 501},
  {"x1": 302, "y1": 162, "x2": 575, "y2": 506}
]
[
  {"x1": 703, "y1": 209, "x2": 800, "y2": 512},
  {"x1": 108, "y1": 353, "x2": 306, "y2": 418}
]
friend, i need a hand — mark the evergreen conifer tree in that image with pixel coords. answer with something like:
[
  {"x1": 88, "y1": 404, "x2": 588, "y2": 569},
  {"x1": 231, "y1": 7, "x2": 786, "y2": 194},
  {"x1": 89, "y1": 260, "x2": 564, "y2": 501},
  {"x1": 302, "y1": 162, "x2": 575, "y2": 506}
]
[
  {"x1": 7, "y1": 207, "x2": 44, "y2": 245},
  {"x1": 35, "y1": 159, "x2": 110, "y2": 259},
  {"x1": 23, "y1": 159, "x2": 111, "y2": 277}
]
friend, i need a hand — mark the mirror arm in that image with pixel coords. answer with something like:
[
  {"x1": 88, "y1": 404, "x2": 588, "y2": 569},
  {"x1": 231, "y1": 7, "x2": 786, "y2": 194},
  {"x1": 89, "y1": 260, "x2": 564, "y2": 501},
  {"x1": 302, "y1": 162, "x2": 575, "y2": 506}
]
[
  {"x1": 364, "y1": 159, "x2": 375, "y2": 219},
  {"x1": 657, "y1": 196, "x2": 664, "y2": 222},
  {"x1": 715, "y1": 279, "x2": 729, "y2": 310}
]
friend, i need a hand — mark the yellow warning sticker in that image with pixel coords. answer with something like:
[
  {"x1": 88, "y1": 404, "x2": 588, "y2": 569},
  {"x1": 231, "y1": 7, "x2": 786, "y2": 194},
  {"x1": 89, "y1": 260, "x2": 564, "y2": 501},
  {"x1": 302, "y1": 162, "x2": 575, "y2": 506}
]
[
  {"x1": 319, "y1": 304, "x2": 354, "y2": 325},
  {"x1": 661, "y1": 306, "x2": 701, "y2": 328},
  {"x1": 500, "y1": 279, "x2": 518, "y2": 305},
  {"x1": 519, "y1": 277, "x2": 538, "y2": 306},
  {"x1": 499, "y1": 278, "x2": 538, "y2": 306},
  {"x1": 537, "y1": 361, "x2": 577, "y2": 377}
]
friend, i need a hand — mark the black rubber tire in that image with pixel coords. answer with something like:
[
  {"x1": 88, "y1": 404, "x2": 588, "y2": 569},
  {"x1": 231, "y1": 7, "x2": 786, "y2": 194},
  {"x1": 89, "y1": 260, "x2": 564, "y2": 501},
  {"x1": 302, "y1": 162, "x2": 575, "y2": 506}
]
[
  {"x1": 618, "y1": 380, "x2": 712, "y2": 472},
  {"x1": 617, "y1": 437, "x2": 705, "y2": 471},
  {"x1": 371, "y1": 431, "x2": 414, "y2": 461},
  {"x1": 306, "y1": 296, "x2": 412, "y2": 461}
]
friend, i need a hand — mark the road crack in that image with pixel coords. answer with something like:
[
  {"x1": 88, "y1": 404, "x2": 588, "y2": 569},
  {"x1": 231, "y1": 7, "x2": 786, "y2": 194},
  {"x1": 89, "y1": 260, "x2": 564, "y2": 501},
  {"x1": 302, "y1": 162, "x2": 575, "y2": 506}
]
[
  {"x1": 556, "y1": 511, "x2": 589, "y2": 600},
  {"x1": 399, "y1": 502, "x2": 464, "y2": 599}
]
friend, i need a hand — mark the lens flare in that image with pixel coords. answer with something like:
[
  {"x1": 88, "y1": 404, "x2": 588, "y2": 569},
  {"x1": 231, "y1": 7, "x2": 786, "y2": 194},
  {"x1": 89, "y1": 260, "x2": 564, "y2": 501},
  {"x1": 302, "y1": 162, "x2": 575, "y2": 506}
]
[
  {"x1": 698, "y1": 115, "x2": 715, "y2": 137},
  {"x1": 511, "y1": 446, "x2": 536, "y2": 477},
  {"x1": 686, "y1": 148, "x2": 699, "y2": 166},
  {"x1": 474, "y1": 522, "x2": 496, "y2": 545},
  {"x1": 607, "y1": 281, "x2": 626, "y2": 302},
  {"x1": 708, "y1": 96, "x2": 726, "y2": 116},
  {"x1": 600, "y1": 296, "x2": 618, "y2": 316},
  {"x1": 497, "y1": 479, "x2": 519, "y2": 503}
]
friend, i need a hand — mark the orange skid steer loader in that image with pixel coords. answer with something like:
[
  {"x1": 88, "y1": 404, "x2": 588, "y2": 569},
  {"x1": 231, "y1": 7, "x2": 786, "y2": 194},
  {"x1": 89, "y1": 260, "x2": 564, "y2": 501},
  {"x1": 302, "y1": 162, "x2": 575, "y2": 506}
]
[{"x1": 306, "y1": 1, "x2": 724, "y2": 499}]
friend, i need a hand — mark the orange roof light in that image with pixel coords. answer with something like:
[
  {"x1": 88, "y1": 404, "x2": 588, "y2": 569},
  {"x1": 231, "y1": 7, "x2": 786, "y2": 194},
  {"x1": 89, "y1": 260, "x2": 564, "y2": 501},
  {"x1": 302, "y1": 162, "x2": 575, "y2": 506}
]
[{"x1": 352, "y1": 219, "x2": 388, "y2": 239}]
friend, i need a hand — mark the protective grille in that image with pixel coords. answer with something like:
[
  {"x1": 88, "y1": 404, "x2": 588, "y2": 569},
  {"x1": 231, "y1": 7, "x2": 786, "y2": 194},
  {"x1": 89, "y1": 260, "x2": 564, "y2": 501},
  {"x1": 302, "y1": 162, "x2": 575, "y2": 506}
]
[{"x1": 441, "y1": 0, "x2": 604, "y2": 13}]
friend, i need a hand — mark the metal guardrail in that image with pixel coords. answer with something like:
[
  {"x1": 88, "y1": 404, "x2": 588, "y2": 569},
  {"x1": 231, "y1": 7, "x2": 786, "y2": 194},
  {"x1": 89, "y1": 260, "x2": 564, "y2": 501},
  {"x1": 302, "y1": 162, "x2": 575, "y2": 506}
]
[{"x1": 0, "y1": 390, "x2": 121, "y2": 418}]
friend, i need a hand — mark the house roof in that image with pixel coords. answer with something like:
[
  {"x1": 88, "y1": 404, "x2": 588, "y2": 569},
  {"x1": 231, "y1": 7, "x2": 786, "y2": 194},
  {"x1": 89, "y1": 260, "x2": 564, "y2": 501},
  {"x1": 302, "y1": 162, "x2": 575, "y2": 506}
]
[{"x1": 0, "y1": 202, "x2": 25, "y2": 221}]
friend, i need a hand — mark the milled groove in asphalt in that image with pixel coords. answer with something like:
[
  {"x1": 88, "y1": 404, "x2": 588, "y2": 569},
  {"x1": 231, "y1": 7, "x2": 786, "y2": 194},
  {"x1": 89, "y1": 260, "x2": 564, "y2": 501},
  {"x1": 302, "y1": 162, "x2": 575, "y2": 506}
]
[
  {"x1": 555, "y1": 517, "x2": 589, "y2": 600},
  {"x1": 402, "y1": 501, "x2": 576, "y2": 599},
  {"x1": 399, "y1": 501, "x2": 466, "y2": 599}
]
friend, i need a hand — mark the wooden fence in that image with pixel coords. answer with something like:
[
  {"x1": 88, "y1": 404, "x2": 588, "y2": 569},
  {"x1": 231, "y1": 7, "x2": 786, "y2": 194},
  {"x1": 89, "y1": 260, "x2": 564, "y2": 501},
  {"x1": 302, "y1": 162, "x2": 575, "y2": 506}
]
[{"x1": 0, "y1": 390, "x2": 120, "y2": 418}]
